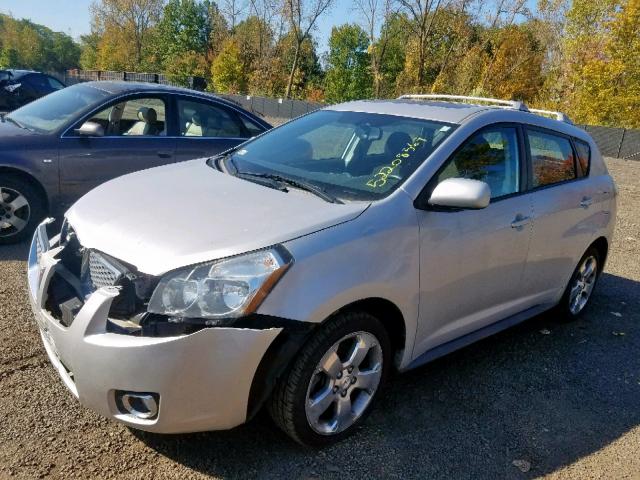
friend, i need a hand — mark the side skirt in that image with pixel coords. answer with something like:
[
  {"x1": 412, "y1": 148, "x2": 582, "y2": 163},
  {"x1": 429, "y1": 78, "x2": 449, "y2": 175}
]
[{"x1": 405, "y1": 303, "x2": 554, "y2": 371}]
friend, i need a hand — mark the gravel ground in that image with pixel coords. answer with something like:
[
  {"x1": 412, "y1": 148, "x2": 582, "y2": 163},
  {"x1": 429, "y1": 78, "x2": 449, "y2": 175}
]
[{"x1": 1, "y1": 158, "x2": 639, "y2": 479}]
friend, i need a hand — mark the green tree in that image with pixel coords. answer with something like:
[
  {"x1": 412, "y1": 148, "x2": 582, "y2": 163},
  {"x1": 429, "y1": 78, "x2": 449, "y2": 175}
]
[
  {"x1": 211, "y1": 38, "x2": 247, "y2": 92},
  {"x1": 324, "y1": 24, "x2": 372, "y2": 102},
  {"x1": 79, "y1": 33, "x2": 101, "y2": 70},
  {"x1": 155, "y1": 0, "x2": 216, "y2": 84},
  {"x1": 0, "y1": 13, "x2": 80, "y2": 71}
]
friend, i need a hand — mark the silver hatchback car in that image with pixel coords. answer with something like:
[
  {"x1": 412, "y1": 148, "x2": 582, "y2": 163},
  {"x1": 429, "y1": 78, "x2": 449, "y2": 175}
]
[{"x1": 28, "y1": 95, "x2": 616, "y2": 446}]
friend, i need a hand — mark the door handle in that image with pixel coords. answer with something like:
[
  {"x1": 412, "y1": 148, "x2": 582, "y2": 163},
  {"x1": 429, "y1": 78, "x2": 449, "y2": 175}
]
[
  {"x1": 580, "y1": 197, "x2": 593, "y2": 208},
  {"x1": 510, "y1": 214, "x2": 531, "y2": 230},
  {"x1": 157, "y1": 150, "x2": 172, "y2": 159}
]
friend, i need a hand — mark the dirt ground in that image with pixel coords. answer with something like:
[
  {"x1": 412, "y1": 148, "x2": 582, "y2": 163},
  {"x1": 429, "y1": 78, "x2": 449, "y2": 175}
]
[{"x1": 0, "y1": 158, "x2": 639, "y2": 479}]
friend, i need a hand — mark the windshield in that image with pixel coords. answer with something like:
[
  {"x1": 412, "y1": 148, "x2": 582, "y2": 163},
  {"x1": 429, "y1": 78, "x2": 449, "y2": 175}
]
[
  {"x1": 6, "y1": 84, "x2": 110, "y2": 134},
  {"x1": 225, "y1": 110, "x2": 455, "y2": 201}
]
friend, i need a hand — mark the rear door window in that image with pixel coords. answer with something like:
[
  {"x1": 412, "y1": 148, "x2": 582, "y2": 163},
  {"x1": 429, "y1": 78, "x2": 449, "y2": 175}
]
[
  {"x1": 178, "y1": 99, "x2": 248, "y2": 138},
  {"x1": 527, "y1": 130, "x2": 576, "y2": 187}
]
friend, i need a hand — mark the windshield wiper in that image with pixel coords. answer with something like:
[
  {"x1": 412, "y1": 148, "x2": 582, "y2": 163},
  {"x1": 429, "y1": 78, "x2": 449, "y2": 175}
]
[
  {"x1": 4, "y1": 116, "x2": 25, "y2": 130},
  {"x1": 236, "y1": 171, "x2": 343, "y2": 204}
]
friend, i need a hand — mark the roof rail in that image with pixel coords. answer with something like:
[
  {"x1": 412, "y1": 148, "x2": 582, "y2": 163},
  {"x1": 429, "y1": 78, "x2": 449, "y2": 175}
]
[
  {"x1": 398, "y1": 94, "x2": 529, "y2": 112},
  {"x1": 398, "y1": 94, "x2": 574, "y2": 124},
  {"x1": 528, "y1": 108, "x2": 573, "y2": 124}
]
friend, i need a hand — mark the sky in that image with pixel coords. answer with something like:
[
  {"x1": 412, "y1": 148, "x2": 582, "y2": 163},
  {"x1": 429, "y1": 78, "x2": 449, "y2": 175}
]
[{"x1": 0, "y1": 0, "x2": 353, "y2": 53}]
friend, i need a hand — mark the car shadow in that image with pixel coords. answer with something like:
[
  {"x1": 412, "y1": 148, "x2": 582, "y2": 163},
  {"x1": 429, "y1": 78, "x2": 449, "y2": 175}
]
[
  {"x1": 132, "y1": 272, "x2": 640, "y2": 479},
  {"x1": 0, "y1": 239, "x2": 29, "y2": 262}
]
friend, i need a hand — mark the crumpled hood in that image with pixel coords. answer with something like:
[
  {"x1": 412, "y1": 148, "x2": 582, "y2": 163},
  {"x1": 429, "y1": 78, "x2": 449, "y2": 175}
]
[{"x1": 66, "y1": 159, "x2": 369, "y2": 276}]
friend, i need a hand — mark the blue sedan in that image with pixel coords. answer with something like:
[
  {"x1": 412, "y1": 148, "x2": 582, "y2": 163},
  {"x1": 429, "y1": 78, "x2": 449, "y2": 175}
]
[{"x1": 0, "y1": 81, "x2": 271, "y2": 243}]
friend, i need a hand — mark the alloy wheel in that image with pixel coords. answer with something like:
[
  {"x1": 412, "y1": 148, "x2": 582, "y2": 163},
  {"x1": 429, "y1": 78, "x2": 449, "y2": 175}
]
[
  {"x1": 569, "y1": 255, "x2": 598, "y2": 315},
  {"x1": 305, "y1": 331, "x2": 383, "y2": 435},
  {"x1": 0, "y1": 186, "x2": 31, "y2": 238}
]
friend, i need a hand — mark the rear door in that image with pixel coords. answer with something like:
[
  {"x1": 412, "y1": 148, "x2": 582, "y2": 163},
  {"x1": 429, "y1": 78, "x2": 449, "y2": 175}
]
[
  {"x1": 518, "y1": 127, "x2": 603, "y2": 305},
  {"x1": 173, "y1": 96, "x2": 261, "y2": 161},
  {"x1": 58, "y1": 94, "x2": 176, "y2": 207}
]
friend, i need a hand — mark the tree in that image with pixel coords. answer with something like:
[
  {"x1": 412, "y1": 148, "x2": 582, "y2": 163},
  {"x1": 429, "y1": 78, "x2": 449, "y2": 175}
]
[
  {"x1": 355, "y1": 0, "x2": 398, "y2": 98},
  {"x1": 481, "y1": 24, "x2": 545, "y2": 101},
  {"x1": 571, "y1": 0, "x2": 640, "y2": 127},
  {"x1": 155, "y1": 0, "x2": 214, "y2": 84},
  {"x1": 91, "y1": 0, "x2": 164, "y2": 68},
  {"x1": 79, "y1": 33, "x2": 101, "y2": 69},
  {"x1": 324, "y1": 24, "x2": 372, "y2": 102},
  {"x1": 282, "y1": 0, "x2": 334, "y2": 98},
  {"x1": 0, "y1": 13, "x2": 81, "y2": 71},
  {"x1": 211, "y1": 38, "x2": 248, "y2": 92},
  {"x1": 375, "y1": 12, "x2": 409, "y2": 96},
  {"x1": 221, "y1": 0, "x2": 247, "y2": 29},
  {"x1": 396, "y1": 0, "x2": 442, "y2": 88}
]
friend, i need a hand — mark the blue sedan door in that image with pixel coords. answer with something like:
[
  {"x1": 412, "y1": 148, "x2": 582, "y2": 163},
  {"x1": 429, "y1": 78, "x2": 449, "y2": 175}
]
[
  {"x1": 58, "y1": 95, "x2": 176, "y2": 208},
  {"x1": 173, "y1": 96, "x2": 262, "y2": 161}
]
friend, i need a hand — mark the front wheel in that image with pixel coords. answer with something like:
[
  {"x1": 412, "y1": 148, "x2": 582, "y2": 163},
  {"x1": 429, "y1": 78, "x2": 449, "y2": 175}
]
[
  {"x1": 557, "y1": 247, "x2": 601, "y2": 320},
  {"x1": 269, "y1": 311, "x2": 391, "y2": 446}
]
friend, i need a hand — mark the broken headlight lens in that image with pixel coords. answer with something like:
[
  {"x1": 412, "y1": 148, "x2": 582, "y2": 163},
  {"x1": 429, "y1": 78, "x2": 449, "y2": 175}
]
[{"x1": 147, "y1": 247, "x2": 292, "y2": 322}]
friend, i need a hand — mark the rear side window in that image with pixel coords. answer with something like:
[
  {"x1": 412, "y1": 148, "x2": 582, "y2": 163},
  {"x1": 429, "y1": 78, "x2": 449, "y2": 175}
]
[
  {"x1": 574, "y1": 139, "x2": 591, "y2": 177},
  {"x1": 527, "y1": 130, "x2": 576, "y2": 187},
  {"x1": 47, "y1": 76, "x2": 65, "y2": 90},
  {"x1": 178, "y1": 99, "x2": 247, "y2": 138}
]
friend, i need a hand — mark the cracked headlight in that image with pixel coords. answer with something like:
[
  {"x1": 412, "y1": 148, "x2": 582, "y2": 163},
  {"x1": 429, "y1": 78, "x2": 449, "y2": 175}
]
[{"x1": 148, "y1": 247, "x2": 292, "y2": 323}]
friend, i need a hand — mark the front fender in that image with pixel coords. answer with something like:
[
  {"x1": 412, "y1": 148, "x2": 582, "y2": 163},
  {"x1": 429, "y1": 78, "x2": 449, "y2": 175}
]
[{"x1": 257, "y1": 192, "x2": 420, "y2": 370}]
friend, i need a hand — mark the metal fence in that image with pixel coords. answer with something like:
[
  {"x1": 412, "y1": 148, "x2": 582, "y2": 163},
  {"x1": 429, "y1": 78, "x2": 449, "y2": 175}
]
[
  {"x1": 57, "y1": 69, "x2": 639, "y2": 160},
  {"x1": 216, "y1": 94, "x2": 323, "y2": 123},
  {"x1": 61, "y1": 70, "x2": 207, "y2": 91}
]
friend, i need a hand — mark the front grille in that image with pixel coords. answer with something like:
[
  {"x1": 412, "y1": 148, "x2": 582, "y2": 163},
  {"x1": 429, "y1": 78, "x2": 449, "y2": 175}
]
[{"x1": 88, "y1": 251, "x2": 122, "y2": 289}]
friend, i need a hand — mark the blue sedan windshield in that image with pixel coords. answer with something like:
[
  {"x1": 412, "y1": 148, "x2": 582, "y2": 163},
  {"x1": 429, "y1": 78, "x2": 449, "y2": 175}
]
[
  {"x1": 6, "y1": 84, "x2": 110, "y2": 134},
  {"x1": 227, "y1": 110, "x2": 455, "y2": 201}
]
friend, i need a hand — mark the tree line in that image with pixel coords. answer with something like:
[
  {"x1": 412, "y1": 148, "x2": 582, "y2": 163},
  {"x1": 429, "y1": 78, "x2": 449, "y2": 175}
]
[{"x1": 1, "y1": 0, "x2": 638, "y2": 128}]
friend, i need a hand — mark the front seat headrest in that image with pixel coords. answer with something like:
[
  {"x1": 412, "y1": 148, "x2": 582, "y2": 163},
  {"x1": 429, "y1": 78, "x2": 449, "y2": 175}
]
[
  {"x1": 137, "y1": 107, "x2": 157, "y2": 124},
  {"x1": 385, "y1": 131, "x2": 413, "y2": 157}
]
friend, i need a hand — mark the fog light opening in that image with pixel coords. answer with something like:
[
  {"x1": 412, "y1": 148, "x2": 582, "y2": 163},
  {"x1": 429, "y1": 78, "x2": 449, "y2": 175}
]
[{"x1": 116, "y1": 391, "x2": 159, "y2": 420}]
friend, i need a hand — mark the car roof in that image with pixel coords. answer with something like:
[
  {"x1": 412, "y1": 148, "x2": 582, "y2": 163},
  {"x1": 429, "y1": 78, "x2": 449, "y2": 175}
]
[
  {"x1": 79, "y1": 81, "x2": 214, "y2": 97},
  {"x1": 4, "y1": 69, "x2": 40, "y2": 79},
  {"x1": 327, "y1": 99, "x2": 492, "y2": 124},
  {"x1": 74, "y1": 81, "x2": 271, "y2": 126},
  {"x1": 326, "y1": 98, "x2": 590, "y2": 141}
]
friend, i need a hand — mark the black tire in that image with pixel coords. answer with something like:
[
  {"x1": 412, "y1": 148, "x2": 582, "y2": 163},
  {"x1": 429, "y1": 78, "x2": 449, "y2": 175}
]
[
  {"x1": 0, "y1": 175, "x2": 46, "y2": 245},
  {"x1": 268, "y1": 311, "x2": 391, "y2": 447},
  {"x1": 556, "y1": 246, "x2": 602, "y2": 321}
]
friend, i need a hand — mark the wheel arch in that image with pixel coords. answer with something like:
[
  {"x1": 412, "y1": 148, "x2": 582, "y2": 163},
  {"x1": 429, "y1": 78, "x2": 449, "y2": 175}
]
[
  {"x1": 590, "y1": 236, "x2": 609, "y2": 272},
  {"x1": 333, "y1": 297, "x2": 407, "y2": 369},
  {"x1": 246, "y1": 296, "x2": 407, "y2": 421},
  {"x1": 0, "y1": 166, "x2": 50, "y2": 212}
]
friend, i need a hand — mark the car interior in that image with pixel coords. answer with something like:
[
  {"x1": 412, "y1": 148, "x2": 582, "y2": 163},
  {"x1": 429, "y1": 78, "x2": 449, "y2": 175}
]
[{"x1": 84, "y1": 98, "x2": 166, "y2": 136}]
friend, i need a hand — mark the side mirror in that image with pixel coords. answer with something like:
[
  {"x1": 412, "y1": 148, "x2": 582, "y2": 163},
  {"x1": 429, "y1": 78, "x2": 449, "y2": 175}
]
[
  {"x1": 428, "y1": 178, "x2": 491, "y2": 209},
  {"x1": 76, "y1": 121, "x2": 104, "y2": 137}
]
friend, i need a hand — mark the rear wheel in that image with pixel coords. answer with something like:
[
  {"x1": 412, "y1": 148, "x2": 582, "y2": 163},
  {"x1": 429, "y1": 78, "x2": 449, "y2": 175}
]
[
  {"x1": 269, "y1": 311, "x2": 391, "y2": 446},
  {"x1": 557, "y1": 247, "x2": 601, "y2": 320},
  {"x1": 0, "y1": 176, "x2": 46, "y2": 245}
]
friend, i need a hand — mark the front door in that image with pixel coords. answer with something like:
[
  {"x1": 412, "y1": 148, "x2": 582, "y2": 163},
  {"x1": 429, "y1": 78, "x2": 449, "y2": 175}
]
[
  {"x1": 413, "y1": 125, "x2": 533, "y2": 357},
  {"x1": 58, "y1": 95, "x2": 176, "y2": 207}
]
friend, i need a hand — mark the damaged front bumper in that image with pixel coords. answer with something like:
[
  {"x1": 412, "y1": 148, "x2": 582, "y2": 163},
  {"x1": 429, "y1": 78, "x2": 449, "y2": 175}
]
[{"x1": 27, "y1": 220, "x2": 282, "y2": 433}]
